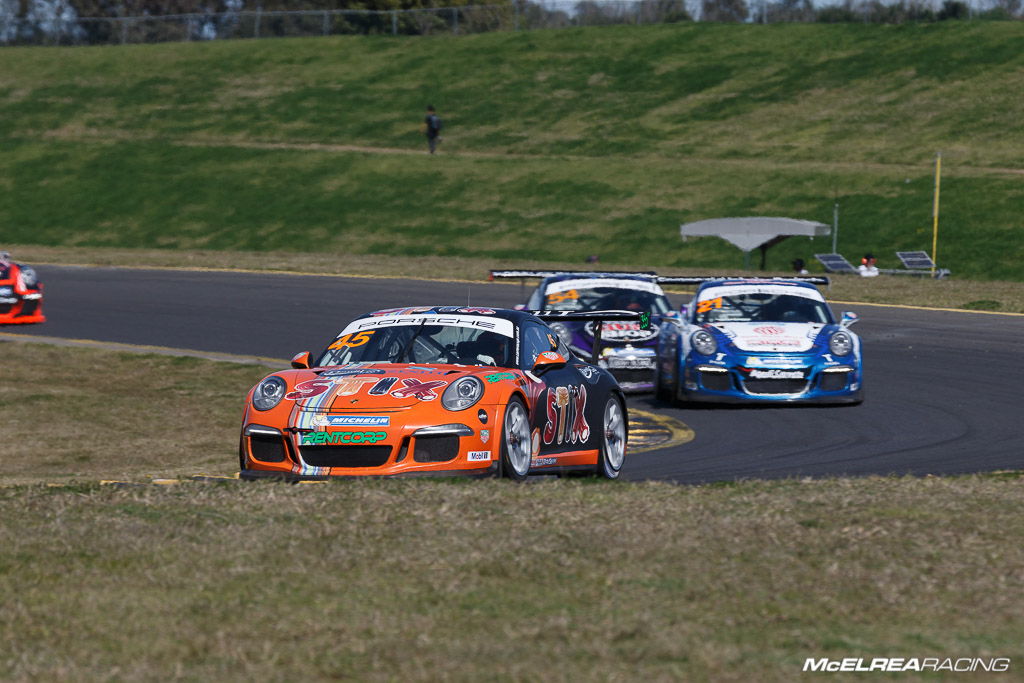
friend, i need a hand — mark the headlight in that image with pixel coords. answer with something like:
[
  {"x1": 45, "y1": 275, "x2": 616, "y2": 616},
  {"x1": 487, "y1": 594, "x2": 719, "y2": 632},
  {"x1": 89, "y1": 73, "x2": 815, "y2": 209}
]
[
  {"x1": 829, "y1": 331, "x2": 853, "y2": 356},
  {"x1": 19, "y1": 266, "x2": 38, "y2": 287},
  {"x1": 549, "y1": 322, "x2": 573, "y2": 346},
  {"x1": 442, "y1": 376, "x2": 484, "y2": 411},
  {"x1": 691, "y1": 329, "x2": 717, "y2": 356},
  {"x1": 252, "y1": 376, "x2": 287, "y2": 411}
]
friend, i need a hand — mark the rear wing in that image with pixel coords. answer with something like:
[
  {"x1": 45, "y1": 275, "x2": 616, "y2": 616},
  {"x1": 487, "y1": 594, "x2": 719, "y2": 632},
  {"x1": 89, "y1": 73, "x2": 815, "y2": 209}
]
[
  {"x1": 530, "y1": 309, "x2": 650, "y2": 364},
  {"x1": 488, "y1": 269, "x2": 658, "y2": 281},
  {"x1": 655, "y1": 275, "x2": 830, "y2": 286}
]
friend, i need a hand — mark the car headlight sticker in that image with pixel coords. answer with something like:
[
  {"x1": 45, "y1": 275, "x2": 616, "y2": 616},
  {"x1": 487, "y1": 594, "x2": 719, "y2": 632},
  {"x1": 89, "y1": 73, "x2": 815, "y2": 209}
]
[
  {"x1": 252, "y1": 376, "x2": 287, "y2": 411},
  {"x1": 442, "y1": 376, "x2": 484, "y2": 411},
  {"x1": 829, "y1": 331, "x2": 853, "y2": 357},
  {"x1": 691, "y1": 329, "x2": 717, "y2": 356}
]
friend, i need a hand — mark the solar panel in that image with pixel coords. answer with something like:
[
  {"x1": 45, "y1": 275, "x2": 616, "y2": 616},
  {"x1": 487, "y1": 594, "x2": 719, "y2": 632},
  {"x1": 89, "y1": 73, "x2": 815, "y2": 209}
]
[
  {"x1": 814, "y1": 253, "x2": 857, "y2": 274},
  {"x1": 896, "y1": 251, "x2": 936, "y2": 270}
]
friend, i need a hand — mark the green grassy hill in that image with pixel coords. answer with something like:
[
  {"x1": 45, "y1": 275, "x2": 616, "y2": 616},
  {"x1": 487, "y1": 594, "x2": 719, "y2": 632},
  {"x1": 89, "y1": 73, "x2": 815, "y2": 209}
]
[{"x1": 1, "y1": 22, "x2": 1022, "y2": 279}]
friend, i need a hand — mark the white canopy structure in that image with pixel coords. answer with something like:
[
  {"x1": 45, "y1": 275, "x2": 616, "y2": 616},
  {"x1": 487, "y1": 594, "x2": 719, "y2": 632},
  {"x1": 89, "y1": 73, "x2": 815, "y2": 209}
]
[{"x1": 680, "y1": 217, "x2": 831, "y2": 269}]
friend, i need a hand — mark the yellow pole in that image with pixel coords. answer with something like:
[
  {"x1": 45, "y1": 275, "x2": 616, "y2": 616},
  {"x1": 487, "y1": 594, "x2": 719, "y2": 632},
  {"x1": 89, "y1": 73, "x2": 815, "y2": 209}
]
[{"x1": 931, "y1": 152, "x2": 942, "y2": 277}]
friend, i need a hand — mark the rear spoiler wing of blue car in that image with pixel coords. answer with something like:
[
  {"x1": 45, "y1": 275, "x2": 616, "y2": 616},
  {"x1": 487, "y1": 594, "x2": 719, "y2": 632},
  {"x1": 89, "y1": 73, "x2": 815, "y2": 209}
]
[
  {"x1": 489, "y1": 269, "x2": 658, "y2": 281},
  {"x1": 654, "y1": 275, "x2": 830, "y2": 286},
  {"x1": 530, "y1": 309, "x2": 650, "y2": 364}
]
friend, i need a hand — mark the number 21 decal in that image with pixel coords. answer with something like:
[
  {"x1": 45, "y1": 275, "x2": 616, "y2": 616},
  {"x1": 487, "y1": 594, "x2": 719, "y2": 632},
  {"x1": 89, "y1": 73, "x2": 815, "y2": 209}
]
[{"x1": 696, "y1": 297, "x2": 723, "y2": 314}]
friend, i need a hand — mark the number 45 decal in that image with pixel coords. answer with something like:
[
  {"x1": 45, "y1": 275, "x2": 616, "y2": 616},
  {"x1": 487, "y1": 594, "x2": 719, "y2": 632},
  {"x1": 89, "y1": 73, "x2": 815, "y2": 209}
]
[{"x1": 328, "y1": 331, "x2": 374, "y2": 350}]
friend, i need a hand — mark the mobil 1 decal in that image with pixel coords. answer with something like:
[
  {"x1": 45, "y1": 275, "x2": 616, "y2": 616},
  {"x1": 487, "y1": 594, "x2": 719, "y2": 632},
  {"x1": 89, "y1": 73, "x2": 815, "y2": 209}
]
[{"x1": 542, "y1": 385, "x2": 590, "y2": 446}]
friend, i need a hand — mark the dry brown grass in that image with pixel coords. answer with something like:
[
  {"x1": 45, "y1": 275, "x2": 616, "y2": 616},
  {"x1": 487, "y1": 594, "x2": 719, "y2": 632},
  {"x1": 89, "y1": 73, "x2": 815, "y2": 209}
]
[
  {"x1": 1, "y1": 342, "x2": 1022, "y2": 679},
  {"x1": 1, "y1": 476, "x2": 1021, "y2": 680},
  {"x1": 0, "y1": 343, "x2": 271, "y2": 486},
  {"x1": 14, "y1": 244, "x2": 1024, "y2": 314}
]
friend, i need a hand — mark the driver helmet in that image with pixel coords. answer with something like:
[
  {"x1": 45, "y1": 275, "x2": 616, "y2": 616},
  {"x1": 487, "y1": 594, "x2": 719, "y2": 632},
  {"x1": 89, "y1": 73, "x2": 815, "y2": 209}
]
[
  {"x1": 612, "y1": 291, "x2": 644, "y2": 312},
  {"x1": 475, "y1": 331, "x2": 508, "y2": 365}
]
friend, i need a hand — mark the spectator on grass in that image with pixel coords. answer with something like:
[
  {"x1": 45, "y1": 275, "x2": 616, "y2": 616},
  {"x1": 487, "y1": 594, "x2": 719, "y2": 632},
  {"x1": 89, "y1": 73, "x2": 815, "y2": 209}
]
[
  {"x1": 857, "y1": 253, "x2": 879, "y2": 277},
  {"x1": 791, "y1": 258, "x2": 809, "y2": 275},
  {"x1": 424, "y1": 105, "x2": 443, "y2": 155}
]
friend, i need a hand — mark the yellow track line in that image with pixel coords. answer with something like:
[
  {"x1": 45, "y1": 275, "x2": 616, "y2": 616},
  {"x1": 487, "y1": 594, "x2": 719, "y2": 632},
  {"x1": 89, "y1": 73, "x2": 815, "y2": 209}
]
[{"x1": 628, "y1": 409, "x2": 695, "y2": 454}]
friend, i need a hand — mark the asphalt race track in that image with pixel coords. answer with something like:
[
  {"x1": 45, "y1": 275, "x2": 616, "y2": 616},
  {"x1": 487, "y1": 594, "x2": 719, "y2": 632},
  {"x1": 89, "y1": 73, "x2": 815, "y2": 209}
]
[{"x1": 11, "y1": 265, "x2": 1024, "y2": 484}]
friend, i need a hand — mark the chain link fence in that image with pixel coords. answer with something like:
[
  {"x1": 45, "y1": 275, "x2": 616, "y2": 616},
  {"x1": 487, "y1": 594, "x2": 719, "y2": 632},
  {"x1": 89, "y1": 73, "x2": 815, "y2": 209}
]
[{"x1": 0, "y1": 1, "x2": 697, "y2": 47}]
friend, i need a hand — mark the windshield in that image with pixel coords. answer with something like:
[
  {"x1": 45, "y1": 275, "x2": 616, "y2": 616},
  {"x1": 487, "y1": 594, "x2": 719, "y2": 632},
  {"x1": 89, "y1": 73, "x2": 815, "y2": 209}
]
[
  {"x1": 544, "y1": 286, "x2": 670, "y2": 314},
  {"x1": 316, "y1": 322, "x2": 514, "y2": 368},
  {"x1": 694, "y1": 292, "x2": 832, "y2": 324}
]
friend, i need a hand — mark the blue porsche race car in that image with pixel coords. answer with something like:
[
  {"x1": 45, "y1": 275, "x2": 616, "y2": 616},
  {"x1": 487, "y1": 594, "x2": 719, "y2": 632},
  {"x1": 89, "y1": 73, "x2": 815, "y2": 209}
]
[
  {"x1": 489, "y1": 270, "x2": 671, "y2": 392},
  {"x1": 654, "y1": 276, "x2": 863, "y2": 404}
]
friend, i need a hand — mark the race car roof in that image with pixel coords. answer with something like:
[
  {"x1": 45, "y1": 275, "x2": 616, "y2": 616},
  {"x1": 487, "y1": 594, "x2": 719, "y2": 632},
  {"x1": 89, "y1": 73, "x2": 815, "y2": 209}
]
[
  {"x1": 345, "y1": 305, "x2": 648, "y2": 339},
  {"x1": 695, "y1": 279, "x2": 827, "y2": 302},
  {"x1": 352, "y1": 306, "x2": 520, "y2": 338},
  {"x1": 543, "y1": 275, "x2": 665, "y2": 296}
]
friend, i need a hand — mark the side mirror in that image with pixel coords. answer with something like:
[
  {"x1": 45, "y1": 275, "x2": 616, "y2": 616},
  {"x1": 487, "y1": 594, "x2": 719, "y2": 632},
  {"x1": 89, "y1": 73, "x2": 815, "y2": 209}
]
[
  {"x1": 291, "y1": 351, "x2": 312, "y2": 369},
  {"x1": 532, "y1": 351, "x2": 567, "y2": 375},
  {"x1": 679, "y1": 305, "x2": 688, "y2": 319},
  {"x1": 840, "y1": 312, "x2": 859, "y2": 328}
]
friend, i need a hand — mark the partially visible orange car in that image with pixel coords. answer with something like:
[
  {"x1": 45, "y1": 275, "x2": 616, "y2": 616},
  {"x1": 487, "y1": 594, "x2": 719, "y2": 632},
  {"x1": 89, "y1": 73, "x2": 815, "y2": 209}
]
[
  {"x1": 239, "y1": 306, "x2": 643, "y2": 480},
  {"x1": 0, "y1": 252, "x2": 45, "y2": 325}
]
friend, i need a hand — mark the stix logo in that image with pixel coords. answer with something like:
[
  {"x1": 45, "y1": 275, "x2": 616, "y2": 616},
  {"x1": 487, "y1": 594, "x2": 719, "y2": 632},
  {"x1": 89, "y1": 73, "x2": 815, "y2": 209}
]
[
  {"x1": 542, "y1": 385, "x2": 590, "y2": 445},
  {"x1": 300, "y1": 431, "x2": 387, "y2": 445},
  {"x1": 286, "y1": 377, "x2": 376, "y2": 401},
  {"x1": 391, "y1": 378, "x2": 447, "y2": 401}
]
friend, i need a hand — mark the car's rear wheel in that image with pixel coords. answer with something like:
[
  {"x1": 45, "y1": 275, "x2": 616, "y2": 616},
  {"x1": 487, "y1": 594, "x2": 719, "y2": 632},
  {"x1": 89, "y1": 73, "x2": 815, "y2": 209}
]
[
  {"x1": 499, "y1": 397, "x2": 532, "y2": 481},
  {"x1": 595, "y1": 396, "x2": 626, "y2": 479}
]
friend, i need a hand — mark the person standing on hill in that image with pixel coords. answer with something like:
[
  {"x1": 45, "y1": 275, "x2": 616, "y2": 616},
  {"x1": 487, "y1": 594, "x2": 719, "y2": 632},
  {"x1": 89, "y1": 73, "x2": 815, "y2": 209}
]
[{"x1": 424, "y1": 105, "x2": 442, "y2": 154}]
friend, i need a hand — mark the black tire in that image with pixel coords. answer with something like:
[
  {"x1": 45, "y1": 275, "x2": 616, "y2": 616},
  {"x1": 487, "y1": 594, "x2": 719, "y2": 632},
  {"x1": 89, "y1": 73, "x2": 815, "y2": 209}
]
[
  {"x1": 499, "y1": 397, "x2": 532, "y2": 481},
  {"x1": 238, "y1": 434, "x2": 247, "y2": 472},
  {"x1": 595, "y1": 396, "x2": 626, "y2": 479},
  {"x1": 655, "y1": 361, "x2": 674, "y2": 403}
]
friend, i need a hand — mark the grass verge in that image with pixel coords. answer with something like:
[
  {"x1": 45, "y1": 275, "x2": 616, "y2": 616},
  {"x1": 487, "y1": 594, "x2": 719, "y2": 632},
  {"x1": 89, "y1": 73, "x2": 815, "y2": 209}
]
[
  {"x1": 1, "y1": 339, "x2": 1022, "y2": 679},
  {"x1": 2, "y1": 475, "x2": 1022, "y2": 680},
  {"x1": 2, "y1": 24, "x2": 1024, "y2": 281}
]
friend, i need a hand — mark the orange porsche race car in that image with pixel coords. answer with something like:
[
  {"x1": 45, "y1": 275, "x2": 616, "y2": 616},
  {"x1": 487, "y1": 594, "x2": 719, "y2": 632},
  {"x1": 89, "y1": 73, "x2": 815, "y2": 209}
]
[
  {"x1": 239, "y1": 306, "x2": 644, "y2": 480},
  {"x1": 0, "y1": 251, "x2": 45, "y2": 325}
]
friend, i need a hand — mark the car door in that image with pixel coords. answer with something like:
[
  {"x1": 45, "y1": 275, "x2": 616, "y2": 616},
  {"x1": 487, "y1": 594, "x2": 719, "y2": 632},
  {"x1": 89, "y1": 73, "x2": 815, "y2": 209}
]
[{"x1": 520, "y1": 322, "x2": 595, "y2": 456}]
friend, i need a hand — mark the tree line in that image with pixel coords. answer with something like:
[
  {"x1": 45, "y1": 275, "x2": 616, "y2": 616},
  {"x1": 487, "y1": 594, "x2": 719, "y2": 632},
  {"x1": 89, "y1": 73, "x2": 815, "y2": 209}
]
[{"x1": 0, "y1": 0, "x2": 1019, "y2": 47}]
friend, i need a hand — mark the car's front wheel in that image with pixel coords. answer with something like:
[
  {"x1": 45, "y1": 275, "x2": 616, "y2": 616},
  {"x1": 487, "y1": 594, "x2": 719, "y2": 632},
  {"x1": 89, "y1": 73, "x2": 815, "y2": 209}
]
[
  {"x1": 655, "y1": 360, "x2": 677, "y2": 404},
  {"x1": 595, "y1": 396, "x2": 626, "y2": 479},
  {"x1": 499, "y1": 397, "x2": 532, "y2": 481}
]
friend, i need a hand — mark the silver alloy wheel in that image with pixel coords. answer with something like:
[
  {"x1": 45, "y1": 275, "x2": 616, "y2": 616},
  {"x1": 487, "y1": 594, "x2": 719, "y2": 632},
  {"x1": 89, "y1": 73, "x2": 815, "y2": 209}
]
[
  {"x1": 504, "y1": 400, "x2": 532, "y2": 476},
  {"x1": 603, "y1": 399, "x2": 626, "y2": 471}
]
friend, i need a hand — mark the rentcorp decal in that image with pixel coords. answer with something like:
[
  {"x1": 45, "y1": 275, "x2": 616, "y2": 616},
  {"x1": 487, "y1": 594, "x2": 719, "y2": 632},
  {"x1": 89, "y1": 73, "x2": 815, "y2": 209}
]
[{"x1": 300, "y1": 431, "x2": 387, "y2": 445}]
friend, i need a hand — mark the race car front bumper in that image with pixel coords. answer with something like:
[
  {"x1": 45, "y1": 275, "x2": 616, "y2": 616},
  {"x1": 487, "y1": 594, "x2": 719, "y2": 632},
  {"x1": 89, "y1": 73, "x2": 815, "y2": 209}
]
[
  {"x1": 0, "y1": 292, "x2": 45, "y2": 324},
  {"x1": 682, "y1": 355, "x2": 861, "y2": 403}
]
